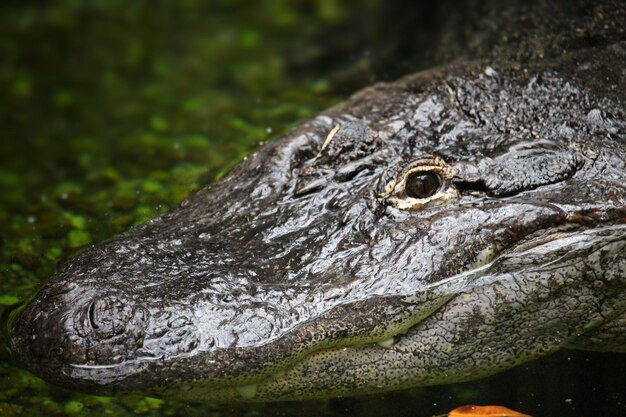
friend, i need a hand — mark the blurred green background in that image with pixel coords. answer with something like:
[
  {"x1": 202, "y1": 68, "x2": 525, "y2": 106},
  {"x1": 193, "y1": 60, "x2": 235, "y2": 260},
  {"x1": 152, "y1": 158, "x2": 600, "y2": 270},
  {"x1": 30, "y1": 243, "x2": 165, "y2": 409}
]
[{"x1": 0, "y1": 1, "x2": 624, "y2": 416}]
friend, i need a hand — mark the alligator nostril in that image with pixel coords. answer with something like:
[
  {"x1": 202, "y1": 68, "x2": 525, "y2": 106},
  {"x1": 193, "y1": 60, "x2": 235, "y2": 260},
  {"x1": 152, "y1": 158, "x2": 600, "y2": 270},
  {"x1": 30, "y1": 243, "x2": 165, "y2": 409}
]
[
  {"x1": 83, "y1": 296, "x2": 133, "y2": 338},
  {"x1": 87, "y1": 301, "x2": 99, "y2": 330}
]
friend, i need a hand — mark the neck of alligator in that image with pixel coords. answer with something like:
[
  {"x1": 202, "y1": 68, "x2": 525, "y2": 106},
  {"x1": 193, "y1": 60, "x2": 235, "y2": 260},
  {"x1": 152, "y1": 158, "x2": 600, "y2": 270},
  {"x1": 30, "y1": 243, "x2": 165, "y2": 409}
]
[
  {"x1": 430, "y1": 0, "x2": 624, "y2": 81},
  {"x1": 308, "y1": 0, "x2": 626, "y2": 100},
  {"x1": 7, "y1": 0, "x2": 626, "y2": 402}
]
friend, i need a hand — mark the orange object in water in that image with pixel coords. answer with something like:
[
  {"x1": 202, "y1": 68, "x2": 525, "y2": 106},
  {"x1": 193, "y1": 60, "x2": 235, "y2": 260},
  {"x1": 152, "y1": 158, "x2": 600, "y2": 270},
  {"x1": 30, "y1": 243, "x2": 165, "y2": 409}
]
[{"x1": 448, "y1": 405, "x2": 532, "y2": 417}]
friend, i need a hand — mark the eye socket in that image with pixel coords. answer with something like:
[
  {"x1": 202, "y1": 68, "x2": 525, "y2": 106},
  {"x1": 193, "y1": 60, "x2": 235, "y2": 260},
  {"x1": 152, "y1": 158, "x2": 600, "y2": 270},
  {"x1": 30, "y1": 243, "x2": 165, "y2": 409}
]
[{"x1": 405, "y1": 171, "x2": 441, "y2": 198}]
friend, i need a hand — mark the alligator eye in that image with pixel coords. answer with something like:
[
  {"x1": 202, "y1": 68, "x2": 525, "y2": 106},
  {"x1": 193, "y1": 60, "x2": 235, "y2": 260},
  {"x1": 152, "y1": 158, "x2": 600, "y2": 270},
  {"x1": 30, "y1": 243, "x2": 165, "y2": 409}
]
[
  {"x1": 380, "y1": 157, "x2": 458, "y2": 210},
  {"x1": 405, "y1": 171, "x2": 441, "y2": 198}
]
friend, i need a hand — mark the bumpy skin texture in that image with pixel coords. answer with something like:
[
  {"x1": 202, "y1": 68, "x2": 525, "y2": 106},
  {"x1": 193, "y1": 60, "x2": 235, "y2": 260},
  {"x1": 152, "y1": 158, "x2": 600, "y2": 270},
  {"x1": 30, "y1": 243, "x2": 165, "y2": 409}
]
[
  {"x1": 9, "y1": 58, "x2": 626, "y2": 401},
  {"x1": 7, "y1": 30, "x2": 626, "y2": 403}
]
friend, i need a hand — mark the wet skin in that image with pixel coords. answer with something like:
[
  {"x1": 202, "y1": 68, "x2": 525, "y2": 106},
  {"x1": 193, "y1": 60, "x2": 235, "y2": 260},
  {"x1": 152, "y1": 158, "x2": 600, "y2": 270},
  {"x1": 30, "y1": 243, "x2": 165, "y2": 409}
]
[{"x1": 6, "y1": 59, "x2": 626, "y2": 401}]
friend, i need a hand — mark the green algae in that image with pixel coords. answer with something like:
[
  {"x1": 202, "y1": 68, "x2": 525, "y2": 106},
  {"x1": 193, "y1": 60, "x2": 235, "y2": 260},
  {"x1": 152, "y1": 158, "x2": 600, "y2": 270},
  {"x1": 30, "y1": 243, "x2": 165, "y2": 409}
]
[
  {"x1": 63, "y1": 400, "x2": 84, "y2": 415},
  {"x1": 67, "y1": 229, "x2": 92, "y2": 249},
  {"x1": 0, "y1": 295, "x2": 20, "y2": 306}
]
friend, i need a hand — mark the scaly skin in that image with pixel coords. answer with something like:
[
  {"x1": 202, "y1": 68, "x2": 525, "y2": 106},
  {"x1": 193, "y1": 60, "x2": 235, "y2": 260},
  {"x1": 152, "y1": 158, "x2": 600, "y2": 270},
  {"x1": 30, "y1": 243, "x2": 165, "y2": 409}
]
[{"x1": 7, "y1": 4, "x2": 626, "y2": 402}]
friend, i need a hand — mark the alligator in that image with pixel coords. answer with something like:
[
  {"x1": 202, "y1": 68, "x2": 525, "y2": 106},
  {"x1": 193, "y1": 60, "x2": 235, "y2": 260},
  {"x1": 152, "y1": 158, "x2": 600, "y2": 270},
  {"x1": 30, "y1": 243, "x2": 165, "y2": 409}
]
[{"x1": 6, "y1": 0, "x2": 626, "y2": 403}]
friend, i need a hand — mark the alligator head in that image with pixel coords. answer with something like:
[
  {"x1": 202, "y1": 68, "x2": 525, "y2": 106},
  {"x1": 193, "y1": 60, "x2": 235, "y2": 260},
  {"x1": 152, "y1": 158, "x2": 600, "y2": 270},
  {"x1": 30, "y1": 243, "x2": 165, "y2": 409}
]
[{"x1": 7, "y1": 63, "x2": 626, "y2": 401}]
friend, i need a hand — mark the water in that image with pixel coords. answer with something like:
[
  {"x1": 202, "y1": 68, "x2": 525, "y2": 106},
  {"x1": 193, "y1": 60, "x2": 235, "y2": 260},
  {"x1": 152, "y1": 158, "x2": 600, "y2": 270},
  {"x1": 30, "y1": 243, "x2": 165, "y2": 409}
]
[{"x1": 0, "y1": 1, "x2": 624, "y2": 416}]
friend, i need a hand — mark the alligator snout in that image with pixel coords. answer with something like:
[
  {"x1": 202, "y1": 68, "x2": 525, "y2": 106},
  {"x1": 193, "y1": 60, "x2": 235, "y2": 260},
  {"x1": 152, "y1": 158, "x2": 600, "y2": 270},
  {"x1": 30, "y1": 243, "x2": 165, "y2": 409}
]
[
  {"x1": 8, "y1": 282, "x2": 82, "y2": 375},
  {"x1": 8, "y1": 278, "x2": 152, "y2": 388}
]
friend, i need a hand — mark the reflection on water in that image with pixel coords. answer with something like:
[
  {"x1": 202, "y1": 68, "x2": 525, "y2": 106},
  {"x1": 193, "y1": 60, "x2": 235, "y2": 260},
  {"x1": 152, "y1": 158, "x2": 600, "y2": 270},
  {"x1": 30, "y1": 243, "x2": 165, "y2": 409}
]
[{"x1": 0, "y1": 1, "x2": 623, "y2": 416}]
